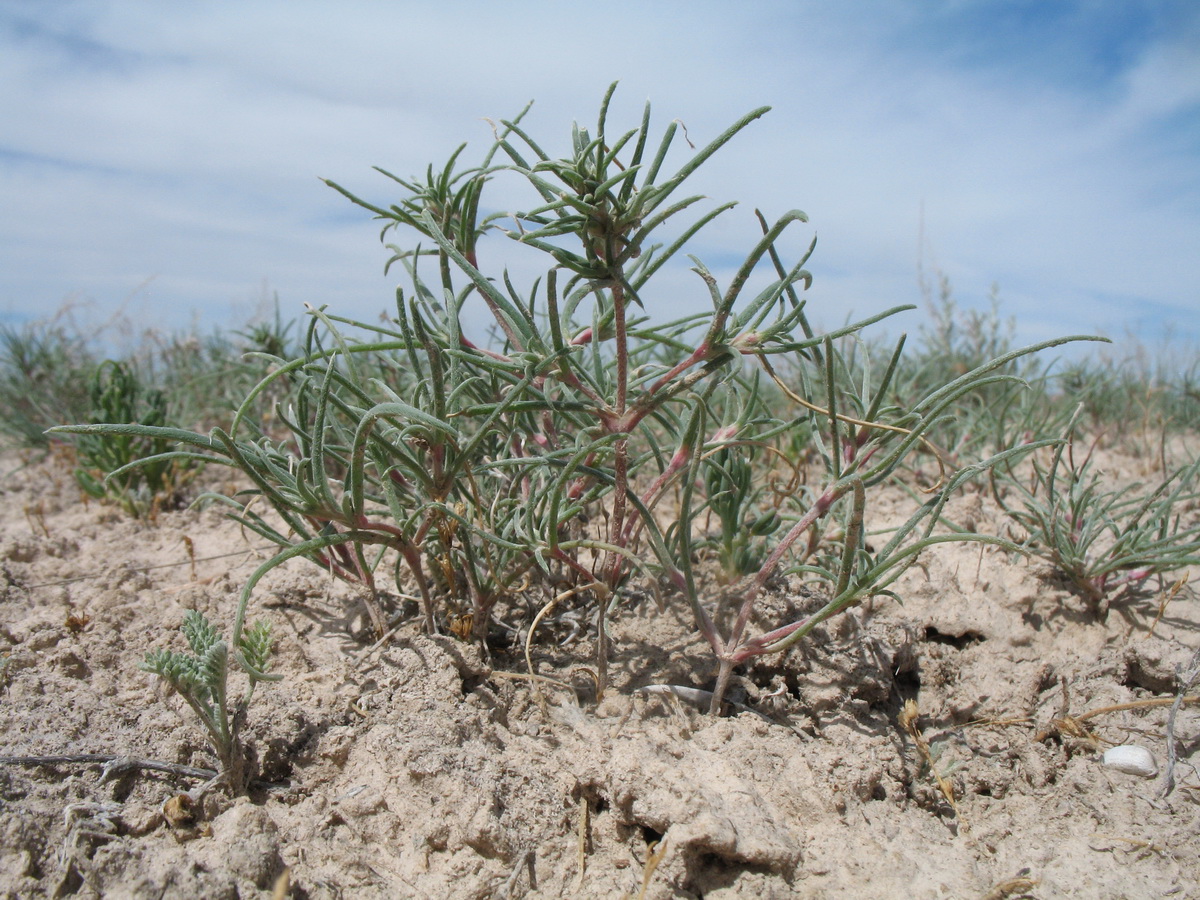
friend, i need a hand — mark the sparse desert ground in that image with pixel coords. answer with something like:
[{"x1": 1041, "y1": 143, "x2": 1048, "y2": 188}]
[{"x1": 1, "y1": 439, "x2": 1197, "y2": 899}]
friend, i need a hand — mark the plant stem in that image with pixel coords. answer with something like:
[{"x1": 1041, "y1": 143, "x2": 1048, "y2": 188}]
[
  {"x1": 709, "y1": 659, "x2": 736, "y2": 716},
  {"x1": 706, "y1": 477, "x2": 862, "y2": 714},
  {"x1": 597, "y1": 277, "x2": 632, "y2": 697}
]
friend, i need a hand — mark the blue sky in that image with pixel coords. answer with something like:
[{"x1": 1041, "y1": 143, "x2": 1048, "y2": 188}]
[{"x1": 1, "y1": 1, "x2": 1198, "y2": 362}]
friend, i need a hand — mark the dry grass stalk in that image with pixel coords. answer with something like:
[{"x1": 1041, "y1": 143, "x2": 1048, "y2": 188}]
[{"x1": 899, "y1": 698, "x2": 959, "y2": 817}]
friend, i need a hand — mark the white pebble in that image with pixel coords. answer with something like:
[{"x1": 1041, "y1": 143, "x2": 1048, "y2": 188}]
[{"x1": 1102, "y1": 745, "x2": 1157, "y2": 777}]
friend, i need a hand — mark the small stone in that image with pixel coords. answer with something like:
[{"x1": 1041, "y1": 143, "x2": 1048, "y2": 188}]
[{"x1": 1102, "y1": 745, "x2": 1157, "y2": 777}]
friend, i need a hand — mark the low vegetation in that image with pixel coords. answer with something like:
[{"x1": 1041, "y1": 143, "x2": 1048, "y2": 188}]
[{"x1": 0, "y1": 87, "x2": 1191, "y2": 790}]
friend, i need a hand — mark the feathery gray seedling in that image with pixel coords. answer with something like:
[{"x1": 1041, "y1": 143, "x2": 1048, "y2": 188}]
[{"x1": 141, "y1": 610, "x2": 274, "y2": 792}]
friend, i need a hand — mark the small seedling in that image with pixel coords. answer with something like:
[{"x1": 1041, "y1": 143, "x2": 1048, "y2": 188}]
[
  {"x1": 701, "y1": 443, "x2": 782, "y2": 581},
  {"x1": 141, "y1": 610, "x2": 275, "y2": 792}
]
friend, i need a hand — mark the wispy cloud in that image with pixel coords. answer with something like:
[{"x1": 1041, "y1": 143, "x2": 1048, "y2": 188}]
[{"x1": 1, "y1": 1, "x2": 1197, "y2": 357}]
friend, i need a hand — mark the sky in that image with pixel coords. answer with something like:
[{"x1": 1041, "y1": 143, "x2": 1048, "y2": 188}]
[{"x1": 2, "y1": 1, "x2": 1198, "y2": 364}]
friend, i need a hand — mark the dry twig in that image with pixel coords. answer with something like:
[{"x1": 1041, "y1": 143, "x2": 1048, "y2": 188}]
[
  {"x1": 0, "y1": 753, "x2": 216, "y2": 782},
  {"x1": 1159, "y1": 644, "x2": 1200, "y2": 798}
]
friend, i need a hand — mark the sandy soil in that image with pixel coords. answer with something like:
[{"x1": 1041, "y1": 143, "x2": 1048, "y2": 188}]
[{"x1": 0, "y1": 445, "x2": 1197, "y2": 899}]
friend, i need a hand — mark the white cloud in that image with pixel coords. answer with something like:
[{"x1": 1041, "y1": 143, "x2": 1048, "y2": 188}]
[{"x1": 1, "y1": 0, "x2": 1197, "y2": 356}]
